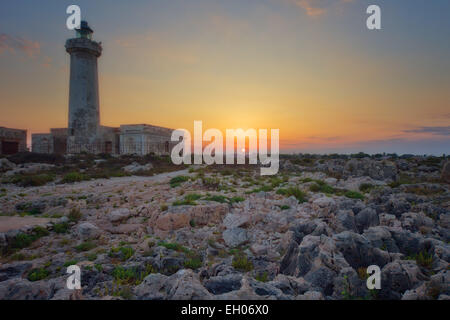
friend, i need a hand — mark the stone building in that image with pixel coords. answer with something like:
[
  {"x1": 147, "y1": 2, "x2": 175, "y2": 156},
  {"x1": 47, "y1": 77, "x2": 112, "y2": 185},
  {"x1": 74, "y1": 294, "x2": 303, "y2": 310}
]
[
  {"x1": 0, "y1": 127, "x2": 27, "y2": 155},
  {"x1": 31, "y1": 21, "x2": 173, "y2": 156},
  {"x1": 120, "y1": 124, "x2": 174, "y2": 155}
]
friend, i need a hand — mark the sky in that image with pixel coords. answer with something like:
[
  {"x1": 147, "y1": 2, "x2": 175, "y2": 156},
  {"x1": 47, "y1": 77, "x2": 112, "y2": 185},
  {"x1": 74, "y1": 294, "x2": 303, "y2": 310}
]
[{"x1": 0, "y1": 0, "x2": 449, "y2": 155}]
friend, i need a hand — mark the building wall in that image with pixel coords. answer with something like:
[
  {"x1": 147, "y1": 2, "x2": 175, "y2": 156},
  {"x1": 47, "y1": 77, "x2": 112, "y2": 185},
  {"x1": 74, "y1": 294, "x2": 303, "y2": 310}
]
[
  {"x1": 119, "y1": 124, "x2": 174, "y2": 156},
  {"x1": 0, "y1": 127, "x2": 27, "y2": 155},
  {"x1": 32, "y1": 134, "x2": 53, "y2": 154}
]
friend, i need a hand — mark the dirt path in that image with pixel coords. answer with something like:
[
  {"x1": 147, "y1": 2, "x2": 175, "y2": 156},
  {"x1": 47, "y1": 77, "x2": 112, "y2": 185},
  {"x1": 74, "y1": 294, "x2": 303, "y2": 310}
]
[{"x1": 0, "y1": 216, "x2": 55, "y2": 233}]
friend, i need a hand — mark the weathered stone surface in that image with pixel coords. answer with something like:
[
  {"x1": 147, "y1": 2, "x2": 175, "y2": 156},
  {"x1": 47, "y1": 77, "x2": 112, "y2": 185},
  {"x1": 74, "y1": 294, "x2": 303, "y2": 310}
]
[
  {"x1": 223, "y1": 228, "x2": 248, "y2": 247},
  {"x1": 76, "y1": 222, "x2": 101, "y2": 240}
]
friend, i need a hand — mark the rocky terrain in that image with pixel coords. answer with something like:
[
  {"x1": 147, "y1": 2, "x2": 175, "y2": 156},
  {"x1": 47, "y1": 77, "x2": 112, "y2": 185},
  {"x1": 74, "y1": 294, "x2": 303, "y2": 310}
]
[{"x1": 0, "y1": 153, "x2": 449, "y2": 300}]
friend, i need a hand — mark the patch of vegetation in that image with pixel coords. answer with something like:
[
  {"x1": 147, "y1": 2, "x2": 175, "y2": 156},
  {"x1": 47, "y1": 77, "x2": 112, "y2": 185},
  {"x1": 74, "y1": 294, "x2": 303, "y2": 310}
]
[
  {"x1": 75, "y1": 241, "x2": 96, "y2": 252},
  {"x1": 406, "y1": 250, "x2": 433, "y2": 269},
  {"x1": 53, "y1": 222, "x2": 70, "y2": 234},
  {"x1": 359, "y1": 183, "x2": 375, "y2": 193},
  {"x1": 170, "y1": 175, "x2": 189, "y2": 188},
  {"x1": 27, "y1": 268, "x2": 50, "y2": 281},
  {"x1": 68, "y1": 208, "x2": 82, "y2": 222},
  {"x1": 184, "y1": 255, "x2": 202, "y2": 270},
  {"x1": 160, "y1": 204, "x2": 168, "y2": 211},
  {"x1": 276, "y1": 187, "x2": 307, "y2": 203},
  {"x1": 109, "y1": 246, "x2": 134, "y2": 261},
  {"x1": 111, "y1": 264, "x2": 155, "y2": 286},
  {"x1": 63, "y1": 260, "x2": 78, "y2": 267},
  {"x1": 157, "y1": 241, "x2": 190, "y2": 254},
  {"x1": 278, "y1": 205, "x2": 290, "y2": 210},
  {"x1": 173, "y1": 193, "x2": 202, "y2": 206},
  {"x1": 255, "y1": 271, "x2": 269, "y2": 282},
  {"x1": 232, "y1": 252, "x2": 253, "y2": 272},
  {"x1": 62, "y1": 172, "x2": 89, "y2": 184},
  {"x1": 344, "y1": 191, "x2": 365, "y2": 200},
  {"x1": 309, "y1": 180, "x2": 335, "y2": 194}
]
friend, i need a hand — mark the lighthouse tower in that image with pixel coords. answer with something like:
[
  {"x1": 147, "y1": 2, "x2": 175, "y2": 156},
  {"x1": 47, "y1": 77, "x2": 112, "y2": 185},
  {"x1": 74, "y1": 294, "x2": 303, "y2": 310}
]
[{"x1": 65, "y1": 21, "x2": 102, "y2": 153}]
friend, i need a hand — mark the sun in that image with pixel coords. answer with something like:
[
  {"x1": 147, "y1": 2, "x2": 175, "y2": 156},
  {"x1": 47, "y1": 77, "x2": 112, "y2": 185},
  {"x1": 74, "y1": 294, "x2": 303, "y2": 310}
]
[{"x1": 241, "y1": 148, "x2": 245, "y2": 153}]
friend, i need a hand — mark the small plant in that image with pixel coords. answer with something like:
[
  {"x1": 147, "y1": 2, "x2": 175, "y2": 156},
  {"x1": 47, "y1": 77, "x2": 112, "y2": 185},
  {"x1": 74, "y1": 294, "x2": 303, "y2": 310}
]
[
  {"x1": 232, "y1": 252, "x2": 253, "y2": 272},
  {"x1": 75, "y1": 241, "x2": 96, "y2": 252},
  {"x1": 63, "y1": 260, "x2": 78, "y2": 267},
  {"x1": 255, "y1": 271, "x2": 269, "y2": 282},
  {"x1": 27, "y1": 268, "x2": 50, "y2": 281},
  {"x1": 160, "y1": 204, "x2": 168, "y2": 211},
  {"x1": 170, "y1": 175, "x2": 189, "y2": 188},
  {"x1": 184, "y1": 255, "x2": 202, "y2": 270},
  {"x1": 68, "y1": 208, "x2": 82, "y2": 222},
  {"x1": 276, "y1": 187, "x2": 307, "y2": 203},
  {"x1": 357, "y1": 267, "x2": 368, "y2": 280},
  {"x1": 359, "y1": 183, "x2": 375, "y2": 193},
  {"x1": 62, "y1": 172, "x2": 88, "y2": 183},
  {"x1": 173, "y1": 193, "x2": 202, "y2": 206},
  {"x1": 157, "y1": 241, "x2": 190, "y2": 253},
  {"x1": 53, "y1": 222, "x2": 70, "y2": 234},
  {"x1": 344, "y1": 191, "x2": 365, "y2": 200},
  {"x1": 278, "y1": 205, "x2": 290, "y2": 210}
]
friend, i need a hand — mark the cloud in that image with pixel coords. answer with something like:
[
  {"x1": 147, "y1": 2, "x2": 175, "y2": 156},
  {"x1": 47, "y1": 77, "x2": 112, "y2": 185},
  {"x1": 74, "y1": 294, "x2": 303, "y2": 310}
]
[
  {"x1": 404, "y1": 126, "x2": 450, "y2": 136},
  {"x1": 289, "y1": 0, "x2": 354, "y2": 17},
  {"x1": 0, "y1": 33, "x2": 40, "y2": 57}
]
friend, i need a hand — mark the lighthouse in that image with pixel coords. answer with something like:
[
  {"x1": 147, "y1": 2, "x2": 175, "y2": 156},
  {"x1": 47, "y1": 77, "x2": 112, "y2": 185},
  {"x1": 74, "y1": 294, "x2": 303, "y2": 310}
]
[{"x1": 65, "y1": 21, "x2": 102, "y2": 153}]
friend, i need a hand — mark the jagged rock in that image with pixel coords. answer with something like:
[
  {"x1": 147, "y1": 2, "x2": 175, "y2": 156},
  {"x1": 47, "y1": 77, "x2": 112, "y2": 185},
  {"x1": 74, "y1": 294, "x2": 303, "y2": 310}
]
[
  {"x1": 223, "y1": 228, "x2": 248, "y2": 247},
  {"x1": 134, "y1": 269, "x2": 212, "y2": 300},
  {"x1": 334, "y1": 210, "x2": 357, "y2": 232},
  {"x1": 355, "y1": 207, "x2": 379, "y2": 233},
  {"x1": 363, "y1": 226, "x2": 398, "y2": 252},
  {"x1": 380, "y1": 260, "x2": 429, "y2": 300},
  {"x1": 344, "y1": 158, "x2": 398, "y2": 181},
  {"x1": 108, "y1": 208, "x2": 132, "y2": 223},
  {"x1": 333, "y1": 231, "x2": 390, "y2": 269},
  {"x1": 223, "y1": 213, "x2": 250, "y2": 229},
  {"x1": 0, "y1": 278, "x2": 55, "y2": 300},
  {"x1": 123, "y1": 162, "x2": 153, "y2": 174},
  {"x1": 441, "y1": 161, "x2": 450, "y2": 183},
  {"x1": 5, "y1": 163, "x2": 55, "y2": 176},
  {"x1": 0, "y1": 158, "x2": 16, "y2": 172},
  {"x1": 0, "y1": 262, "x2": 33, "y2": 282},
  {"x1": 76, "y1": 222, "x2": 101, "y2": 240},
  {"x1": 204, "y1": 274, "x2": 242, "y2": 294}
]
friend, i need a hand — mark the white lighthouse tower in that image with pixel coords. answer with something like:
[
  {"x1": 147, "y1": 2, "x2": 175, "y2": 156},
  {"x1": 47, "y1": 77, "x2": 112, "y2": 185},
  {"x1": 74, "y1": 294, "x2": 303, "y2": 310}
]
[{"x1": 65, "y1": 21, "x2": 102, "y2": 153}]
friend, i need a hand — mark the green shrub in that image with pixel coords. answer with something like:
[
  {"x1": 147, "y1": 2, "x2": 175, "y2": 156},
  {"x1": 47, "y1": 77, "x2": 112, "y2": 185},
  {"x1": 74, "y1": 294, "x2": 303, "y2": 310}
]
[
  {"x1": 344, "y1": 191, "x2": 365, "y2": 200},
  {"x1": 20, "y1": 174, "x2": 55, "y2": 187},
  {"x1": 62, "y1": 172, "x2": 88, "y2": 183},
  {"x1": 75, "y1": 241, "x2": 96, "y2": 252},
  {"x1": 63, "y1": 260, "x2": 78, "y2": 267},
  {"x1": 157, "y1": 241, "x2": 190, "y2": 253},
  {"x1": 53, "y1": 222, "x2": 70, "y2": 234},
  {"x1": 359, "y1": 183, "x2": 375, "y2": 193},
  {"x1": 229, "y1": 196, "x2": 245, "y2": 203},
  {"x1": 27, "y1": 268, "x2": 50, "y2": 281},
  {"x1": 184, "y1": 256, "x2": 202, "y2": 269},
  {"x1": 232, "y1": 253, "x2": 253, "y2": 272},
  {"x1": 309, "y1": 181, "x2": 335, "y2": 194},
  {"x1": 203, "y1": 195, "x2": 228, "y2": 203},
  {"x1": 276, "y1": 187, "x2": 307, "y2": 203},
  {"x1": 170, "y1": 176, "x2": 189, "y2": 188},
  {"x1": 173, "y1": 193, "x2": 202, "y2": 206},
  {"x1": 255, "y1": 271, "x2": 269, "y2": 282},
  {"x1": 68, "y1": 208, "x2": 82, "y2": 222}
]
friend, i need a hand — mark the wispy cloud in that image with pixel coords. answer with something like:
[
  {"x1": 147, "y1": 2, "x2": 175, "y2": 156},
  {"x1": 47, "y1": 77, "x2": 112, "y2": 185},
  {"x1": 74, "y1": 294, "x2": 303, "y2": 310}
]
[
  {"x1": 289, "y1": 0, "x2": 354, "y2": 17},
  {"x1": 404, "y1": 126, "x2": 450, "y2": 136},
  {"x1": 0, "y1": 33, "x2": 40, "y2": 57}
]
